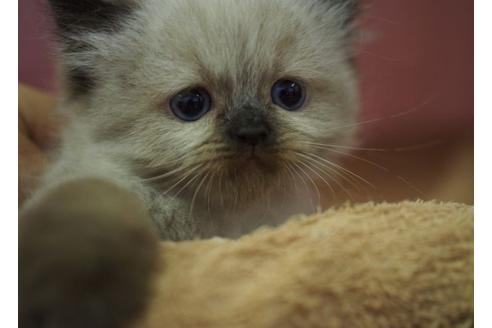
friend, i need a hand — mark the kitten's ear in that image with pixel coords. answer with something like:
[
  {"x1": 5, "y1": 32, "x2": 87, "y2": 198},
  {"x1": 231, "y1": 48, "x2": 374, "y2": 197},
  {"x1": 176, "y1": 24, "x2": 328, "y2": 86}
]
[
  {"x1": 48, "y1": 0, "x2": 138, "y2": 34},
  {"x1": 322, "y1": 0, "x2": 359, "y2": 26},
  {"x1": 47, "y1": 0, "x2": 139, "y2": 98}
]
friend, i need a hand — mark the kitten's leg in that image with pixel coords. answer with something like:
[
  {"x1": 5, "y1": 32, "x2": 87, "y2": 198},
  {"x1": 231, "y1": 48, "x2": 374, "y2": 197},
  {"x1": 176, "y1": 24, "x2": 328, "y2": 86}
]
[{"x1": 19, "y1": 178, "x2": 159, "y2": 328}]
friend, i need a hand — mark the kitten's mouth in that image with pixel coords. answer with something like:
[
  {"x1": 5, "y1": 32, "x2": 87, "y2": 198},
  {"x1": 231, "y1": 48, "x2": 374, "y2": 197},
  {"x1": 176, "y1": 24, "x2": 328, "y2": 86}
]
[
  {"x1": 237, "y1": 145, "x2": 262, "y2": 161},
  {"x1": 232, "y1": 147, "x2": 279, "y2": 173},
  {"x1": 243, "y1": 154, "x2": 262, "y2": 169},
  {"x1": 246, "y1": 146, "x2": 259, "y2": 160}
]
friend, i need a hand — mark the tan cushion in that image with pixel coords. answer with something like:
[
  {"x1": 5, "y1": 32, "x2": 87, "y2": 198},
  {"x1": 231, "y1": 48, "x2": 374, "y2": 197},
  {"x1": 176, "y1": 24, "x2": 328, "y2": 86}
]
[{"x1": 140, "y1": 201, "x2": 473, "y2": 328}]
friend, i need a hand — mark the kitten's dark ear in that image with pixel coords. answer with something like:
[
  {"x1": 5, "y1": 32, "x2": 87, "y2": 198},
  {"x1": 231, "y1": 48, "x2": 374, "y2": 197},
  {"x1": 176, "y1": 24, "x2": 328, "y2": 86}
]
[
  {"x1": 48, "y1": 0, "x2": 137, "y2": 34},
  {"x1": 322, "y1": 0, "x2": 359, "y2": 26},
  {"x1": 47, "y1": 0, "x2": 138, "y2": 98}
]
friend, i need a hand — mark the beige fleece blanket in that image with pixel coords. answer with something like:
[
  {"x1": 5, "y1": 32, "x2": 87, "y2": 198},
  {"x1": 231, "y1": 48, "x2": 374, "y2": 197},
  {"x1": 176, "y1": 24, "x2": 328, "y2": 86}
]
[{"x1": 138, "y1": 201, "x2": 473, "y2": 328}]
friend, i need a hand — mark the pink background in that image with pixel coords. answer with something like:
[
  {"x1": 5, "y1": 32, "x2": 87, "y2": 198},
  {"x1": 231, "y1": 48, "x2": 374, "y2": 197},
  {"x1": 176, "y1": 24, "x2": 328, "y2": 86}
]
[
  {"x1": 19, "y1": 0, "x2": 57, "y2": 93},
  {"x1": 19, "y1": 0, "x2": 473, "y2": 146}
]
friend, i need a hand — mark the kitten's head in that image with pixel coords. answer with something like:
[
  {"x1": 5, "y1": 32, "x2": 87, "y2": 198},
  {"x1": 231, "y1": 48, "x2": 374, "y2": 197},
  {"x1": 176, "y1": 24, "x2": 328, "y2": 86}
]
[{"x1": 49, "y1": 0, "x2": 359, "y2": 204}]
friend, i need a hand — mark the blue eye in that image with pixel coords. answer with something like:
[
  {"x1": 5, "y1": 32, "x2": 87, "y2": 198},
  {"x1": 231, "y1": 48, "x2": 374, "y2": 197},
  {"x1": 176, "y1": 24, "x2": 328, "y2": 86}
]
[
  {"x1": 271, "y1": 79, "x2": 306, "y2": 111},
  {"x1": 170, "y1": 87, "x2": 212, "y2": 121}
]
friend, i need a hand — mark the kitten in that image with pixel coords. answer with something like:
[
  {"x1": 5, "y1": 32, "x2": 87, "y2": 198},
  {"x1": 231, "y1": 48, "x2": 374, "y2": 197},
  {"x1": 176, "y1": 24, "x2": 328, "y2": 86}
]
[{"x1": 19, "y1": 0, "x2": 359, "y2": 327}]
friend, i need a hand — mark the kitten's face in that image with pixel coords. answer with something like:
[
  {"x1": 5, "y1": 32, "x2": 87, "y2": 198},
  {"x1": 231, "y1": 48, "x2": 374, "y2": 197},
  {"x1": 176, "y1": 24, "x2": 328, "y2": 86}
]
[{"x1": 52, "y1": 0, "x2": 358, "y2": 204}]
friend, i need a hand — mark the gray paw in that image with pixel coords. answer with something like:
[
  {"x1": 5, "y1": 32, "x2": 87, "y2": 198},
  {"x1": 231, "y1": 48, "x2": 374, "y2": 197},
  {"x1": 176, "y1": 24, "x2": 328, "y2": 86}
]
[{"x1": 19, "y1": 179, "x2": 159, "y2": 328}]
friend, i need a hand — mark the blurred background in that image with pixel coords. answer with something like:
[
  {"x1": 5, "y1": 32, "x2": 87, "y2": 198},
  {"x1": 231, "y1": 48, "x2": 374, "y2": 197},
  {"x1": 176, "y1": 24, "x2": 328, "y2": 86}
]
[{"x1": 19, "y1": 0, "x2": 473, "y2": 205}]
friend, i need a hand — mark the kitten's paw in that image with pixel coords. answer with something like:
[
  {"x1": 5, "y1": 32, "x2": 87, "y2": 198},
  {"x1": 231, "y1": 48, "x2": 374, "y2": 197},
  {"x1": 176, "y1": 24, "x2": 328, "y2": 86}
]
[{"x1": 19, "y1": 179, "x2": 159, "y2": 328}]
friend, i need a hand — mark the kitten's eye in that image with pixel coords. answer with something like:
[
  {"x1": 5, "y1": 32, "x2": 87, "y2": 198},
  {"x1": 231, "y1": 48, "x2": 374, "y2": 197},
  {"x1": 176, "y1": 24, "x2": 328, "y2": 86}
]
[
  {"x1": 169, "y1": 88, "x2": 211, "y2": 121},
  {"x1": 271, "y1": 79, "x2": 306, "y2": 111}
]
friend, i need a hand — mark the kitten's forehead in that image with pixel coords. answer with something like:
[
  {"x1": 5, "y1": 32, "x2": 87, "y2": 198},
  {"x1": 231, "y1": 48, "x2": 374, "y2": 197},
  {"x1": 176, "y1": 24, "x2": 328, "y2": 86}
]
[{"x1": 131, "y1": 0, "x2": 346, "y2": 90}]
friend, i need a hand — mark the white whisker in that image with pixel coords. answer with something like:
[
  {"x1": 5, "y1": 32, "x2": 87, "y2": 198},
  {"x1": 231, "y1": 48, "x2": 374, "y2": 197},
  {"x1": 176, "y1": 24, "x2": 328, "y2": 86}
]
[
  {"x1": 296, "y1": 152, "x2": 363, "y2": 192},
  {"x1": 188, "y1": 170, "x2": 210, "y2": 218},
  {"x1": 296, "y1": 154, "x2": 355, "y2": 202},
  {"x1": 292, "y1": 161, "x2": 321, "y2": 206},
  {"x1": 304, "y1": 152, "x2": 376, "y2": 190}
]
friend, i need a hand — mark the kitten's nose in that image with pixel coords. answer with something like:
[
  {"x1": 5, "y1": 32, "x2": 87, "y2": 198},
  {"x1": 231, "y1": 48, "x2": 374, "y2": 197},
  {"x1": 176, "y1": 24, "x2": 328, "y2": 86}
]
[{"x1": 230, "y1": 125, "x2": 271, "y2": 146}]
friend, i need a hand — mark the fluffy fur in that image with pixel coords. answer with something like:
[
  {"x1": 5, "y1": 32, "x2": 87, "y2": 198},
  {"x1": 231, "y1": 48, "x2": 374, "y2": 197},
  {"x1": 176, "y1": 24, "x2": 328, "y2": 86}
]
[
  {"x1": 141, "y1": 201, "x2": 474, "y2": 328},
  {"x1": 20, "y1": 0, "x2": 359, "y2": 326}
]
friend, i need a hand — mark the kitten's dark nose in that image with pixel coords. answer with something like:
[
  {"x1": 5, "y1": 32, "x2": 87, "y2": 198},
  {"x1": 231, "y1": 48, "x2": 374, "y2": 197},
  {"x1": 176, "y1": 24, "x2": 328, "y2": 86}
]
[
  {"x1": 230, "y1": 125, "x2": 270, "y2": 146},
  {"x1": 226, "y1": 106, "x2": 274, "y2": 147}
]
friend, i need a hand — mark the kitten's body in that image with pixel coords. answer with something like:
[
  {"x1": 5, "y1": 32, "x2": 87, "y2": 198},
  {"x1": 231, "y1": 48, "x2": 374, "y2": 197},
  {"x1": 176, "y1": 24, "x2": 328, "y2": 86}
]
[{"x1": 20, "y1": 0, "x2": 359, "y2": 326}]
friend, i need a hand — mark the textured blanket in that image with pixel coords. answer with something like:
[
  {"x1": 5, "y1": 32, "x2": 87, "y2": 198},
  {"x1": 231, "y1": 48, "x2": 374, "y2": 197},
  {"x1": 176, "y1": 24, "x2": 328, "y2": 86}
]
[{"x1": 139, "y1": 201, "x2": 473, "y2": 328}]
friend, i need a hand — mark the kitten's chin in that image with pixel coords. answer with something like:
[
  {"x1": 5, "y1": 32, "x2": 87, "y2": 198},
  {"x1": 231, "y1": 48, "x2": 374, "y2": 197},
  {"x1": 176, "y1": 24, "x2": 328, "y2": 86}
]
[{"x1": 196, "y1": 153, "x2": 282, "y2": 205}]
